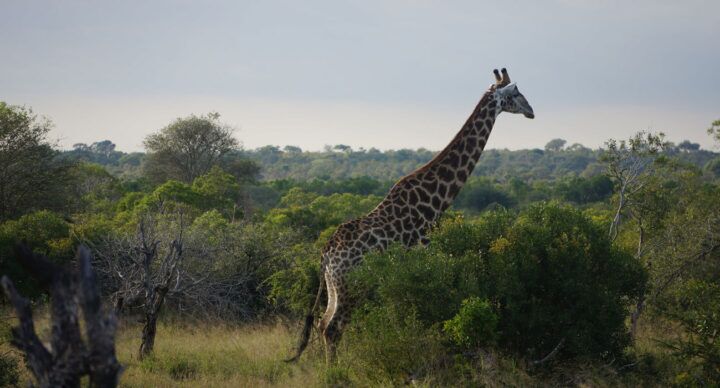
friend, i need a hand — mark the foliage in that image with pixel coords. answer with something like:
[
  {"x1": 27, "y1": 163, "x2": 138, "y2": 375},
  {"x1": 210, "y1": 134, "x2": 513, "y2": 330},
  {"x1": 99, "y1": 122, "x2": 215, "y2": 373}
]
[
  {"x1": 266, "y1": 242, "x2": 320, "y2": 316},
  {"x1": 191, "y1": 166, "x2": 242, "y2": 218},
  {"x1": 488, "y1": 203, "x2": 646, "y2": 359},
  {"x1": 642, "y1": 178, "x2": 720, "y2": 384},
  {"x1": 708, "y1": 119, "x2": 720, "y2": 145},
  {"x1": 660, "y1": 280, "x2": 720, "y2": 385},
  {"x1": 0, "y1": 102, "x2": 75, "y2": 221},
  {"x1": 545, "y1": 138, "x2": 567, "y2": 152},
  {"x1": 3, "y1": 100, "x2": 720, "y2": 385},
  {"x1": 443, "y1": 297, "x2": 498, "y2": 349},
  {"x1": 454, "y1": 178, "x2": 516, "y2": 211},
  {"x1": 143, "y1": 113, "x2": 241, "y2": 183},
  {"x1": 705, "y1": 157, "x2": 720, "y2": 178},
  {"x1": 554, "y1": 175, "x2": 614, "y2": 205},
  {"x1": 602, "y1": 131, "x2": 668, "y2": 240},
  {"x1": 0, "y1": 211, "x2": 73, "y2": 298},
  {"x1": 344, "y1": 203, "x2": 646, "y2": 383},
  {"x1": 344, "y1": 306, "x2": 445, "y2": 384},
  {"x1": 69, "y1": 162, "x2": 124, "y2": 213},
  {"x1": 265, "y1": 188, "x2": 381, "y2": 238}
]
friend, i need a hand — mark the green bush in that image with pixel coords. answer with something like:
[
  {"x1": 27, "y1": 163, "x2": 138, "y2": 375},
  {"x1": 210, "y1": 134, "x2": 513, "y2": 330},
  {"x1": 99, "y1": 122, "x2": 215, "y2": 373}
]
[
  {"x1": 0, "y1": 210, "x2": 73, "y2": 298},
  {"x1": 487, "y1": 203, "x2": 646, "y2": 360},
  {"x1": 444, "y1": 297, "x2": 498, "y2": 349},
  {"x1": 344, "y1": 306, "x2": 445, "y2": 384},
  {"x1": 349, "y1": 244, "x2": 485, "y2": 326},
  {"x1": 345, "y1": 203, "x2": 645, "y2": 376},
  {"x1": 267, "y1": 242, "x2": 320, "y2": 316},
  {"x1": 660, "y1": 280, "x2": 720, "y2": 385}
]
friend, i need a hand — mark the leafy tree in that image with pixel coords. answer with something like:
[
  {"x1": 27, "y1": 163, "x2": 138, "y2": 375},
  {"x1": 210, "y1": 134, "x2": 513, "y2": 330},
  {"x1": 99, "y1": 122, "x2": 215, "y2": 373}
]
[
  {"x1": 0, "y1": 102, "x2": 74, "y2": 220},
  {"x1": 0, "y1": 210, "x2": 73, "y2": 297},
  {"x1": 642, "y1": 181, "x2": 720, "y2": 383},
  {"x1": 705, "y1": 157, "x2": 720, "y2": 178},
  {"x1": 677, "y1": 140, "x2": 701, "y2": 152},
  {"x1": 143, "y1": 113, "x2": 239, "y2": 183},
  {"x1": 455, "y1": 178, "x2": 516, "y2": 211},
  {"x1": 708, "y1": 119, "x2": 720, "y2": 145},
  {"x1": 220, "y1": 151, "x2": 261, "y2": 183},
  {"x1": 555, "y1": 175, "x2": 613, "y2": 205},
  {"x1": 191, "y1": 166, "x2": 241, "y2": 219},
  {"x1": 283, "y1": 145, "x2": 302, "y2": 153},
  {"x1": 69, "y1": 162, "x2": 123, "y2": 213},
  {"x1": 65, "y1": 140, "x2": 125, "y2": 167},
  {"x1": 601, "y1": 131, "x2": 667, "y2": 241},
  {"x1": 266, "y1": 188, "x2": 380, "y2": 237},
  {"x1": 544, "y1": 138, "x2": 567, "y2": 152}
]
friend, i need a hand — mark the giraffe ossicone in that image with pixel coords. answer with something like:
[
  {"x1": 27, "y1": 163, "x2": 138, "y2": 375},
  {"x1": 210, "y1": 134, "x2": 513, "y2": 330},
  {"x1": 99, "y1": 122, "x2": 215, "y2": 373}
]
[{"x1": 286, "y1": 68, "x2": 534, "y2": 364}]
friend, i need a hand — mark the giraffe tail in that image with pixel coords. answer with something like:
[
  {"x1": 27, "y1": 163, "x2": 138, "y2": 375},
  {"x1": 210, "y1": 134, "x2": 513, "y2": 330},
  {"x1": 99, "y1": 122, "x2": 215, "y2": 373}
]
[{"x1": 284, "y1": 264, "x2": 325, "y2": 363}]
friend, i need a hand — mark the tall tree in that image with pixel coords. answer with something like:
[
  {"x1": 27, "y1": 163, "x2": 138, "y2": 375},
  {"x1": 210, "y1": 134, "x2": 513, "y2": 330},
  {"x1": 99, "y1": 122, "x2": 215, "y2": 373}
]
[
  {"x1": 601, "y1": 131, "x2": 666, "y2": 242},
  {"x1": 544, "y1": 138, "x2": 567, "y2": 152},
  {"x1": 0, "y1": 102, "x2": 73, "y2": 221},
  {"x1": 143, "y1": 113, "x2": 239, "y2": 183},
  {"x1": 708, "y1": 119, "x2": 720, "y2": 145}
]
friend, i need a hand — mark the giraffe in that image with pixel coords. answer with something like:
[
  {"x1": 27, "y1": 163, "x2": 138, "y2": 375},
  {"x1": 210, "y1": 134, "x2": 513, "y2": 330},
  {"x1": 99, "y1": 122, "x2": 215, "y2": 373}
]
[{"x1": 287, "y1": 68, "x2": 534, "y2": 363}]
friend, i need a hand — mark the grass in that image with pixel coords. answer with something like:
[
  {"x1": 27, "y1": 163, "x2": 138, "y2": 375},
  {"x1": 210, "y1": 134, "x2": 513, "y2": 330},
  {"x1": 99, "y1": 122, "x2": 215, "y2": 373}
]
[
  {"x1": 0, "y1": 308, "x2": 691, "y2": 387},
  {"x1": 1, "y1": 311, "x2": 328, "y2": 387},
  {"x1": 116, "y1": 320, "x2": 325, "y2": 387}
]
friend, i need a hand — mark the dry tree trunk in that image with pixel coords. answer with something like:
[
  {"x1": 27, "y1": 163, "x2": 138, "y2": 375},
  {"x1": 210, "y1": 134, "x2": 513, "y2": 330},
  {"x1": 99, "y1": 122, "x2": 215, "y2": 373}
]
[
  {"x1": 138, "y1": 284, "x2": 169, "y2": 359},
  {"x1": 0, "y1": 245, "x2": 122, "y2": 388},
  {"x1": 137, "y1": 234, "x2": 182, "y2": 360}
]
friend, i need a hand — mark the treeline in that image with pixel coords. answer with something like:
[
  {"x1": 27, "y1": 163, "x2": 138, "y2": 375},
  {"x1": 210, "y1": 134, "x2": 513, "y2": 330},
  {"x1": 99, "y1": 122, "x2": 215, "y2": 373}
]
[
  {"x1": 64, "y1": 137, "x2": 719, "y2": 183},
  {"x1": 1, "y1": 101, "x2": 720, "y2": 386}
]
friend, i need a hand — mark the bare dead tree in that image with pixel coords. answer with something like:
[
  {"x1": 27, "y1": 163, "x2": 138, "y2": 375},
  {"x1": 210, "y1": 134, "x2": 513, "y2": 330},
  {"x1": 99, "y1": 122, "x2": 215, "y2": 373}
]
[
  {"x1": 135, "y1": 216, "x2": 184, "y2": 359},
  {"x1": 602, "y1": 131, "x2": 666, "y2": 242},
  {"x1": 1, "y1": 245, "x2": 121, "y2": 388}
]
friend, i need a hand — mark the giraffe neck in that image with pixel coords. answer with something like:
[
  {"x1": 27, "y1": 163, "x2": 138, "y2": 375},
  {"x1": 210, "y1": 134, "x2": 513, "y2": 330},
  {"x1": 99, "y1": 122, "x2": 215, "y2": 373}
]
[
  {"x1": 410, "y1": 87, "x2": 499, "y2": 208},
  {"x1": 363, "y1": 87, "x2": 500, "y2": 248}
]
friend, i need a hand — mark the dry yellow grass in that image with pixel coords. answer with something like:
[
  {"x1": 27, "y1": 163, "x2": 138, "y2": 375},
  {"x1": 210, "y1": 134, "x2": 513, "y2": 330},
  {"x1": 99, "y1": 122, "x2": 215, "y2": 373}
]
[
  {"x1": 1, "y1": 311, "x2": 330, "y2": 387},
  {"x1": 116, "y1": 320, "x2": 324, "y2": 387},
  {"x1": 0, "y1": 308, "x2": 685, "y2": 387}
]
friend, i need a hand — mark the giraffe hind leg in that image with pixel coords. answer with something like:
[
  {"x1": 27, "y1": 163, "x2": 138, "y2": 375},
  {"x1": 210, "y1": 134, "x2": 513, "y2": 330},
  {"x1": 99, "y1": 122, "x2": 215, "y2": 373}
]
[{"x1": 322, "y1": 300, "x2": 352, "y2": 364}]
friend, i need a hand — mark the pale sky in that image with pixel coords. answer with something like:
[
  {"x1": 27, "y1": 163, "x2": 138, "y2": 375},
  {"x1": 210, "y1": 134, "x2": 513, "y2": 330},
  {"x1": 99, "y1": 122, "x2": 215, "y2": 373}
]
[{"x1": 2, "y1": 0, "x2": 719, "y2": 152}]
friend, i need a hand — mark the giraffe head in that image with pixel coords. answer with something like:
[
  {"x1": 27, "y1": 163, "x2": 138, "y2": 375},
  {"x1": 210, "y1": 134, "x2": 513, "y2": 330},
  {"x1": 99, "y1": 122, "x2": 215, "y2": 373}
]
[{"x1": 493, "y1": 68, "x2": 534, "y2": 119}]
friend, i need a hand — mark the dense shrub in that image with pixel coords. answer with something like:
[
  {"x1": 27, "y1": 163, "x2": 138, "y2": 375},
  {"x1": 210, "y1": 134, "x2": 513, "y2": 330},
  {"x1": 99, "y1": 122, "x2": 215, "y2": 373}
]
[
  {"x1": 487, "y1": 203, "x2": 646, "y2": 360},
  {"x1": 454, "y1": 178, "x2": 516, "y2": 211},
  {"x1": 343, "y1": 203, "x2": 646, "y2": 382},
  {"x1": 0, "y1": 210, "x2": 73, "y2": 298},
  {"x1": 658, "y1": 279, "x2": 720, "y2": 385},
  {"x1": 343, "y1": 306, "x2": 445, "y2": 384}
]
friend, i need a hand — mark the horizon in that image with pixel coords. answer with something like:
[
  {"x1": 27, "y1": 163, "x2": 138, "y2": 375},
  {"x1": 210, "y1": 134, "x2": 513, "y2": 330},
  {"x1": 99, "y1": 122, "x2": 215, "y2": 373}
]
[{"x1": 3, "y1": 0, "x2": 719, "y2": 153}]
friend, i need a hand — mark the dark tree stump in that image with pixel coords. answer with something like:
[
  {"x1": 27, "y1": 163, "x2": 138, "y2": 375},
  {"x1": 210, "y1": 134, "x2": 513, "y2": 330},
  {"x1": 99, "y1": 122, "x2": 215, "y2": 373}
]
[{"x1": 1, "y1": 245, "x2": 122, "y2": 388}]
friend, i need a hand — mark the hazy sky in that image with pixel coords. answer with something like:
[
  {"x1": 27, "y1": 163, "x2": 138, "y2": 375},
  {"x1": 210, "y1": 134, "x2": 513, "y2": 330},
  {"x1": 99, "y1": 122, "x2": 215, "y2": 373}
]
[{"x1": 2, "y1": 0, "x2": 719, "y2": 152}]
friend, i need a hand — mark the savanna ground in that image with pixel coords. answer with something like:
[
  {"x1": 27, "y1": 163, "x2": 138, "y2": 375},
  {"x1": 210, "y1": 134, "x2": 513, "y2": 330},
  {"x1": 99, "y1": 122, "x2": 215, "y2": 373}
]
[{"x1": 0, "y1": 309, "x2": 686, "y2": 387}]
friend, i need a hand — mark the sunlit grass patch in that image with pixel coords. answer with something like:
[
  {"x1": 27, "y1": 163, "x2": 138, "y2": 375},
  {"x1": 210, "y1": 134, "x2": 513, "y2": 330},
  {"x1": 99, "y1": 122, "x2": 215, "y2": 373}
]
[{"x1": 115, "y1": 319, "x2": 322, "y2": 387}]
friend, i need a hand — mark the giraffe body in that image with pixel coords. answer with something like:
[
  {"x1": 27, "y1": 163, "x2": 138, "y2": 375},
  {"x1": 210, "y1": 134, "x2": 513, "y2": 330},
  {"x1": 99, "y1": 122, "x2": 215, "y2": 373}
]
[{"x1": 288, "y1": 69, "x2": 534, "y2": 363}]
